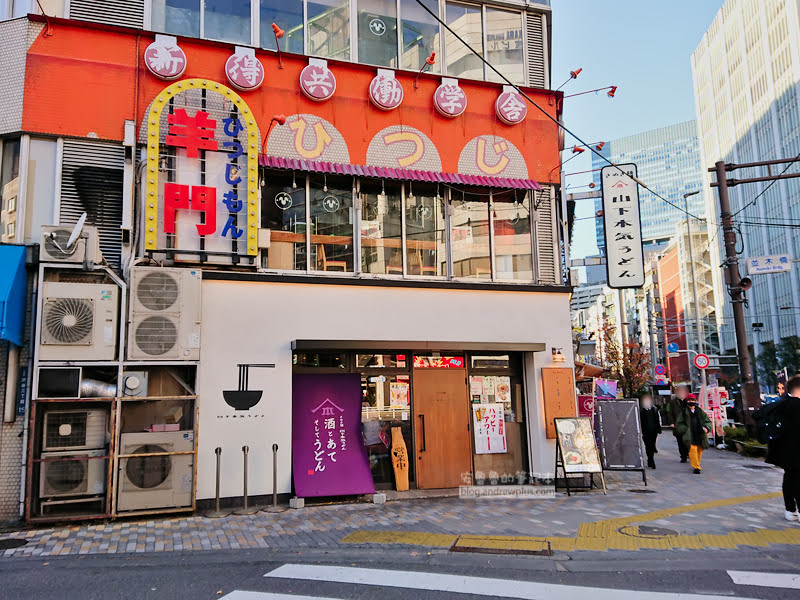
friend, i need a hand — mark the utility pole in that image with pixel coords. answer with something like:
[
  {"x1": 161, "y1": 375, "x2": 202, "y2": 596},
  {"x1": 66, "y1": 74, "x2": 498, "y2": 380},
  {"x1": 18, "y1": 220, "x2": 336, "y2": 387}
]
[{"x1": 683, "y1": 190, "x2": 706, "y2": 402}]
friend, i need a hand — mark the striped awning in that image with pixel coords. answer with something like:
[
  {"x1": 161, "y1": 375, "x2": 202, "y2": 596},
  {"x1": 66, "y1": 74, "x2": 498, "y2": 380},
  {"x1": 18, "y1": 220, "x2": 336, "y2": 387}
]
[{"x1": 259, "y1": 156, "x2": 543, "y2": 191}]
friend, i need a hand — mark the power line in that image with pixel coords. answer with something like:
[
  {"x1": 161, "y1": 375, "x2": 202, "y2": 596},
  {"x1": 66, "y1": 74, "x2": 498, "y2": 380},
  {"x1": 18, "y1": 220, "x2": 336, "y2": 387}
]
[
  {"x1": 413, "y1": 0, "x2": 705, "y2": 221},
  {"x1": 730, "y1": 150, "x2": 800, "y2": 218}
]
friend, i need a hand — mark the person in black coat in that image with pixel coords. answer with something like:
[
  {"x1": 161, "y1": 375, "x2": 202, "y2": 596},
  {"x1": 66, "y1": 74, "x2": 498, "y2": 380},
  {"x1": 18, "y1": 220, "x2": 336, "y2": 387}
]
[
  {"x1": 776, "y1": 376, "x2": 800, "y2": 522},
  {"x1": 640, "y1": 393, "x2": 662, "y2": 469},
  {"x1": 669, "y1": 384, "x2": 691, "y2": 462}
]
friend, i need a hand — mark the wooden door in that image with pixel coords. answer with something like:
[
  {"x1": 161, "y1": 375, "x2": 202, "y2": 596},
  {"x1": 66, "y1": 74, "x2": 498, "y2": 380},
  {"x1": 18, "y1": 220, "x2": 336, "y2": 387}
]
[{"x1": 412, "y1": 369, "x2": 472, "y2": 489}]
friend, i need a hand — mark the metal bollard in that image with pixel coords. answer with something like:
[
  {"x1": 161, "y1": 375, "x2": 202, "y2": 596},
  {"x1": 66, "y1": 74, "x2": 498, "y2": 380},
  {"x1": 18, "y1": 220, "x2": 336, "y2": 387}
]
[
  {"x1": 234, "y1": 445, "x2": 259, "y2": 515},
  {"x1": 264, "y1": 443, "x2": 286, "y2": 513},
  {"x1": 206, "y1": 447, "x2": 230, "y2": 518}
]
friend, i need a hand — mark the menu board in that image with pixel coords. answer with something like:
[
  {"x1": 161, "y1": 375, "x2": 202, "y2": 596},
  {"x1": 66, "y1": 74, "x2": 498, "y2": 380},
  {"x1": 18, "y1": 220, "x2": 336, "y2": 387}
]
[
  {"x1": 554, "y1": 417, "x2": 602, "y2": 473},
  {"x1": 596, "y1": 400, "x2": 644, "y2": 470},
  {"x1": 472, "y1": 404, "x2": 507, "y2": 454}
]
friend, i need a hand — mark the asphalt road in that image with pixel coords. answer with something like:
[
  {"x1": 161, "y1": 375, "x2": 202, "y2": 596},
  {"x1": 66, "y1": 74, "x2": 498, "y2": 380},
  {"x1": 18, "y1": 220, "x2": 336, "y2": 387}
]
[{"x1": 2, "y1": 544, "x2": 799, "y2": 600}]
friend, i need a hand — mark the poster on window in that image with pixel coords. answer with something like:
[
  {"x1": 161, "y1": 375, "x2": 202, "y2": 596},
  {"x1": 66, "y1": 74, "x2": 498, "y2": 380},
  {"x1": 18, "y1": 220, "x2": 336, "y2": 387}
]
[
  {"x1": 390, "y1": 382, "x2": 409, "y2": 408},
  {"x1": 472, "y1": 403, "x2": 507, "y2": 454},
  {"x1": 292, "y1": 374, "x2": 375, "y2": 497}
]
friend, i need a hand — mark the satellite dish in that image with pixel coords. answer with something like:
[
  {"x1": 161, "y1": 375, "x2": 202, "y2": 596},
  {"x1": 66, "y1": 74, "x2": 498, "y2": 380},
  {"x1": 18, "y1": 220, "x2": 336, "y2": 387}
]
[{"x1": 66, "y1": 213, "x2": 87, "y2": 250}]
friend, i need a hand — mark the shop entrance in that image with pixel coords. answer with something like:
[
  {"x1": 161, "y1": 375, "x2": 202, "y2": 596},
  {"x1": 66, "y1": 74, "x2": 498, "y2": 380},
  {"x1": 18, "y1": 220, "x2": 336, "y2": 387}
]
[{"x1": 412, "y1": 368, "x2": 472, "y2": 489}]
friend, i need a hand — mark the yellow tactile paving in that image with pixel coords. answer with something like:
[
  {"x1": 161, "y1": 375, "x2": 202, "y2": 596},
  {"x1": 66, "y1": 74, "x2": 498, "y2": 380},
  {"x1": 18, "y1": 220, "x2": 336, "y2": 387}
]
[
  {"x1": 606, "y1": 532, "x2": 638, "y2": 550},
  {"x1": 698, "y1": 534, "x2": 737, "y2": 549},
  {"x1": 728, "y1": 531, "x2": 769, "y2": 547},
  {"x1": 637, "y1": 537, "x2": 672, "y2": 550},
  {"x1": 668, "y1": 535, "x2": 704, "y2": 549}
]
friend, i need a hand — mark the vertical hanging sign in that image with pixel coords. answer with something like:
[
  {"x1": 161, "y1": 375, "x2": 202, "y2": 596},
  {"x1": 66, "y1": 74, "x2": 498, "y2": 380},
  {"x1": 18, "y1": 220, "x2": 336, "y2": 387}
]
[{"x1": 601, "y1": 163, "x2": 644, "y2": 288}]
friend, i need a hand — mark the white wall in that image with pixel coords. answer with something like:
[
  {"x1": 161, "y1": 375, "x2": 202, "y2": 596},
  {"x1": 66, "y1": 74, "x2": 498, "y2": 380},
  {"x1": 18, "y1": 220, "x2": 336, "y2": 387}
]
[{"x1": 196, "y1": 278, "x2": 574, "y2": 499}]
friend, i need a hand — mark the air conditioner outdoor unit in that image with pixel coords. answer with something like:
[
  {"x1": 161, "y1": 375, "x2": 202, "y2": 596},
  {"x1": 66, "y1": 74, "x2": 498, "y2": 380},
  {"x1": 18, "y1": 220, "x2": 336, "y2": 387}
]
[
  {"x1": 40, "y1": 225, "x2": 101, "y2": 265},
  {"x1": 116, "y1": 431, "x2": 194, "y2": 512},
  {"x1": 39, "y1": 449, "x2": 107, "y2": 498},
  {"x1": 120, "y1": 371, "x2": 148, "y2": 397},
  {"x1": 128, "y1": 267, "x2": 201, "y2": 361},
  {"x1": 39, "y1": 282, "x2": 119, "y2": 362},
  {"x1": 42, "y1": 408, "x2": 109, "y2": 451}
]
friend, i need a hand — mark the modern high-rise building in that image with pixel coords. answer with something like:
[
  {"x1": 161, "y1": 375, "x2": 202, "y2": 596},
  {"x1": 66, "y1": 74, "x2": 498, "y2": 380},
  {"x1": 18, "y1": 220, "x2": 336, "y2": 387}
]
[
  {"x1": 592, "y1": 121, "x2": 705, "y2": 254},
  {"x1": 692, "y1": 0, "x2": 800, "y2": 358}
]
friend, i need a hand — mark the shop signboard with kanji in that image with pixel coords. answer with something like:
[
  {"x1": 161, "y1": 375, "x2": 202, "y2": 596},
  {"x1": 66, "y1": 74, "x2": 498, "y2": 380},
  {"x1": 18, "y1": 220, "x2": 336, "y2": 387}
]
[
  {"x1": 291, "y1": 374, "x2": 375, "y2": 497},
  {"x1": 601, "y1": 163, "x2": 644, "y2": 288},
  {"x1": 472, "y1": 404, "x2": 507, "y2": 454}
]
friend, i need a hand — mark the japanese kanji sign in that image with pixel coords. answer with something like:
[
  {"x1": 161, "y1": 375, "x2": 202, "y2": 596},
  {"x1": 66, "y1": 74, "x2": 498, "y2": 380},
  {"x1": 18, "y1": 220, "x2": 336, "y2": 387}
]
[
  {"x1": 434, "y1": 78, "x2": 467, "y2": 118},
  {"x1": 144, "y1": 34, "x2": 187, "y2": 80},
  {"x1": 291, "y1": 374, "x2": 375, "y2": 497},
  {"x1": 225, "y1": 47, "x2": 265, "y2": 91},
  {"x1": 300, "y1": 58, "x2": 336, "y2": 102},
  {"x1": 369, "y1": 69, "x2": 404, "y2": 111},
  {"x1": 601, "y1": 163, "x2": 644, "y2": 288},
  {"x1": 746, "y1": 254, "x2": 792, "y2": 274},
  {"x1": 472, "y1": 404, "x2": 507, "y2": 454},
  {"x1": 495, "y1": 86, "x2": 527, "y2": 125}
]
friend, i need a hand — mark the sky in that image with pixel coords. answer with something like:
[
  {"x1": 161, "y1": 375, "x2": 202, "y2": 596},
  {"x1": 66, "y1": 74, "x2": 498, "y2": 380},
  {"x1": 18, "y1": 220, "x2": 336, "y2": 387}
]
[{"x1": 551, "y1": 0, "x2": 725, "y2": 261}]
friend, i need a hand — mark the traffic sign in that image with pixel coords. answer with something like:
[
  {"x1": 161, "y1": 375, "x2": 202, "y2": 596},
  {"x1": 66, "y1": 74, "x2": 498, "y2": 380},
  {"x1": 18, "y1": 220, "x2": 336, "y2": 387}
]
[
  {"x1": 655, "y1": 378, "x2": 666, "y2": 385},
  {"x1": 654, "y1": 364, "x2": 666, "y2": 376},
  {"x1": 694, "y1": 354, "x2": 710, "y2": 370},
  {"x1": 667, "y1": 342, "x2": 679, "y2": 353}
]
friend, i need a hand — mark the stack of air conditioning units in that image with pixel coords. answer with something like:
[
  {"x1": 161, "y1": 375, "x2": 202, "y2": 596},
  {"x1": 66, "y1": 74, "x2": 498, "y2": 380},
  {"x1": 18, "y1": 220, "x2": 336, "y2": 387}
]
[
  {"x1": 39, "y1": 409, "x2": 109, "y2": 501},
  {"x1": 128, "y1": 267, "x2": 201, "y2": 361}
]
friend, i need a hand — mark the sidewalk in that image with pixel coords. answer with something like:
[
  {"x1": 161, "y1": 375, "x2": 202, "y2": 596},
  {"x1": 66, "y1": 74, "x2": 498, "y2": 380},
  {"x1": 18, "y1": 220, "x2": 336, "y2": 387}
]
[{"x1": 0, "y1": 437, "x2": 794, "y2": 558}]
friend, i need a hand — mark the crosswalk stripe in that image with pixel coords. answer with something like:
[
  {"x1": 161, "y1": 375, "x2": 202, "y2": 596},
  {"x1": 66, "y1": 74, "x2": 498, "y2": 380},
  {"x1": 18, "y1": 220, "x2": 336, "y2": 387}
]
[
  {"x1": 222, "y1": 592, "x2": 340, "y2": 600},
  {"x1": 265, "y1": 564, "x2": 757, "y2": 600},
  {"x1": 728, "y1": 570, "x2": 800, "y2": 589}
]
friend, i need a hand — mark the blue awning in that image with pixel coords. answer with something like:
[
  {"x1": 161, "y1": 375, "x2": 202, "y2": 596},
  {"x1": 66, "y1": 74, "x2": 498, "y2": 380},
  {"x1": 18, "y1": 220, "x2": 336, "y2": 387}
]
[{"x1": 0, "y1": 245, "x2": 27, "y2": 347}]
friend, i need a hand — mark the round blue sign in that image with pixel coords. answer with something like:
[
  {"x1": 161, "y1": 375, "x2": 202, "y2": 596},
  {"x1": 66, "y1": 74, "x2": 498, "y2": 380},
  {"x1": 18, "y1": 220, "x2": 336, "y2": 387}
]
[{"x1": 667, "y1": 342, "x2": 679, "y2": 353}]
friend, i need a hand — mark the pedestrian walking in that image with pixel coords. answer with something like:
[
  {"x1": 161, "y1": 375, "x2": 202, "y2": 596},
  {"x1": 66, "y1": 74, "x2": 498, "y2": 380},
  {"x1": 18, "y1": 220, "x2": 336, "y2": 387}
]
[
  {"x1": 669, "y1": 383, "x2": 691, "y2": 463},
  {"x1": 770, "y1": 375, "x2": 800, "y2": 522},
  {"x1": 640, "y1": 394, "x2": 661, "y2": 469},
  {"x1": 674, "y1": 394, "x2": 712, "y2": 474}
]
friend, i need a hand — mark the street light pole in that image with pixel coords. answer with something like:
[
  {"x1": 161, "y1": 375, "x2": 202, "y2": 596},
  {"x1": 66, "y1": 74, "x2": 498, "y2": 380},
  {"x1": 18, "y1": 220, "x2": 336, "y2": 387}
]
[{"x1": 684, "y1": 191, "x2": 707, "y2": 400}]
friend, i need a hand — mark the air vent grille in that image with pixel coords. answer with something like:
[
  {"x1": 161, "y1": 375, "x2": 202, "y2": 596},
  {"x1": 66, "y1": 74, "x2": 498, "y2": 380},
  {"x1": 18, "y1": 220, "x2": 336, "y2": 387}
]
[
  {"x1": 68, "y1": 0, "x2": 144, "y2": 29},
  {"x1": 526, "y1": 11, "x2": 547, "y2": 89},
  {"x1": 134, "y1": 316, "x2": 178, "y2": 356},
  {"x1": 43, "y1": 298, "x2": 94, "y2": 345}
]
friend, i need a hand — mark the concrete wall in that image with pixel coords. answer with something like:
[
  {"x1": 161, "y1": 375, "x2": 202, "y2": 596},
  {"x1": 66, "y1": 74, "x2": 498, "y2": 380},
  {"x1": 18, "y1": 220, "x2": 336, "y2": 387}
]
[{"x1": 195, "y1": 279, "x2": 574, "y2": 500}]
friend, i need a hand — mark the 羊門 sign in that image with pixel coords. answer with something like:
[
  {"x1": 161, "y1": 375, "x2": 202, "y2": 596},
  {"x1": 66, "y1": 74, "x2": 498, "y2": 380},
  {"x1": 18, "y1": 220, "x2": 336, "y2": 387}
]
[
  {"x1": 601, "y1": 163, "x2": 644, "y2": 288},
  {"x1": 746, "y1": 254, "x2": 792, "y2": 274}
]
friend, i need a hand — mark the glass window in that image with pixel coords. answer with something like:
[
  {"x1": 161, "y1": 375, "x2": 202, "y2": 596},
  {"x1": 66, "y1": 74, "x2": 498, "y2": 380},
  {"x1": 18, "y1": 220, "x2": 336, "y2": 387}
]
[
  {"x1": 450, "y1": 195, "x2": 491, "y2": 279},
  {"x1": 205, "y1": 0, "x2": 251, "y2": 44},
  {"x1": 484, "y1": 8, "x2": 524, "y2": 84},
  {"x1": 261, "y1": 170, "x2": 307, "y2": 270},
  {"x1": 493, "y1": 192, "x2": 532, "y2": 281},
  {"x1": 308, "y1": 0, "x2": 351, "y2": 60},
  {"x1": 357, "y1": 354, "x2": 408, "y2": 368},
  {"x1": 293, "y1": 352, "x2": 348, "y2": 368},
  {"x1": 261, "y1": 0, "x2": 304, "y2": 53},
  {"x1": 310, "y1": 175, "x2": 355, "y2": 272},
  {"x1": 1, "y1": 138, "x2": 20, "y2": 243},
  {"x1": 360, "y1": 180, "x2": 403, "y2": 275},
  {"x1": 445, "y1": 2, "x2": 483, "y2": 80},
  {"x1": 404, "y1": 185, "x2": 446, "y2": 277},
  {"x1": 361, "y1": 373, "x2": 413, "y2": 486},
  {"x1": 357, "y1": 0, "x2": 398, "y2": 67},
  {"x1": 469, "y1": 354, "x2": 511, "y2": 370},
  {"x1": 152, "y1": 0, "x2": 201, "y2": 37},
  {"x1": 400, "y1": 0, "x2": 440, "y2": 72}
]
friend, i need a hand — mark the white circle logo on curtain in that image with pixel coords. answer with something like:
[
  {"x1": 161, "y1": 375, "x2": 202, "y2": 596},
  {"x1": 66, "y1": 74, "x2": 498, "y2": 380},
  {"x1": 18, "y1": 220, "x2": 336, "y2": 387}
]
[
  {"x1": 226, "y1": 52, "x2": 265, "y2": 91},
  {"x1": 275, "y1": 192, "x2": 293, "y2": 210},
  {"x1": 322, "y1": 196, "x2": 341, "y2": 213},
  {"x1": 144, "y1": 40, "x2": 187, "y2": 80},
  {"x1": 369, "y1": 73, "x2": 404, "y2": 111},
  {"x1": 434, "y1": 83, "x2": 467, "y2": 118},
  {"x1": 300, "y1": 64, "x2": 337, "y2": 102},
  {"x1": 495, "y1": 90, "x2": 528, "y2": 125}
]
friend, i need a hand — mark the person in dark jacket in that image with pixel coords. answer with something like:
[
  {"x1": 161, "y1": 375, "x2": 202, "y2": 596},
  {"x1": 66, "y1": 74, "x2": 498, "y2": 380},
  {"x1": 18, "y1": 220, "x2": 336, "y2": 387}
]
[
  {"x1": 674, "y1": 394, "x2": 712, "y2": 474},
  {"x1": 640, "y1": 393, "x2": 662, "y2": 469},
  {"x1": 776, "y1": 376, "x2": 800, "y2": 522},
  {"x1": 669, "y1": 384, "x2": 691, "y2": 462}
]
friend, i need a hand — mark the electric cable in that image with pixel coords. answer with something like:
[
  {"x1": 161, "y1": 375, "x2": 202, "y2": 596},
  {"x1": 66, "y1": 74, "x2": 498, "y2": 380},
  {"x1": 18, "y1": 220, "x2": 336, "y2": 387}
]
[
  {"x1": 730, "y1": 150, "x2": 800, "y2": 218},
  {"x1": 414, "y1": 0, "x2": 705, "y2": 221}
]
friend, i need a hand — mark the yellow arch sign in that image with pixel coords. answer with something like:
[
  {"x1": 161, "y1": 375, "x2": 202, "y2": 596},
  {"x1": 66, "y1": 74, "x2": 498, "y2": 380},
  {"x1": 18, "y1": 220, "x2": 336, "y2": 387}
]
[{"x1": 143, "y1": 79, "x2": 260, "y2": 256}]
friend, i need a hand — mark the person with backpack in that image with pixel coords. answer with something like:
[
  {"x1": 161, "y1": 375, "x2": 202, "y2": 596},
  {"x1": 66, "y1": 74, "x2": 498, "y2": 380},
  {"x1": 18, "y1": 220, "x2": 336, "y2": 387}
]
[
  {"x1": 674, "y1": 394, "x2": 712, "y2": 474},
  {"x1": 770, "y1": 376, "x2": 800, "y2": 522}
]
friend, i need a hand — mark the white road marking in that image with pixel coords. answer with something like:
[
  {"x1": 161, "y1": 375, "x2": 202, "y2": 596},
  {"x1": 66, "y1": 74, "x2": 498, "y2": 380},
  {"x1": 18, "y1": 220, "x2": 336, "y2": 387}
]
[
  {"x1": 728, "y1": 570, "x2": 800, "y2": 589},
  {"x1": 222, "y1": 592, "x2": 340, "y2": 600},
  {"x1": 265, "y1": 564, "x2": 760, "y2": 600}
]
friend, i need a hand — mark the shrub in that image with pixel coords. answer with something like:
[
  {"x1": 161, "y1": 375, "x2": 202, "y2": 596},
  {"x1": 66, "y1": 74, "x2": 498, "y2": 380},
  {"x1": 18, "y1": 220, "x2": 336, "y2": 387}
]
[{"x1": 723, "y1": 426, "x2": 748, "y2": 441}]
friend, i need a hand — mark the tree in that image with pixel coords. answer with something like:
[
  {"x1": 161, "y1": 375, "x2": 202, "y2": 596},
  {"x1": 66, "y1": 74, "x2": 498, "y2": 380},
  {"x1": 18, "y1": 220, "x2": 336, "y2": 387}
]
[
  {"x1": 599, "y1": 319, "x2": 652, "y2": 398},
  {"x1": 756, "y1": 341, "x2": 779, "y2": 391},
  {"x1": 777, "y1": 336, "x2": 800, "y2": 378}
]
